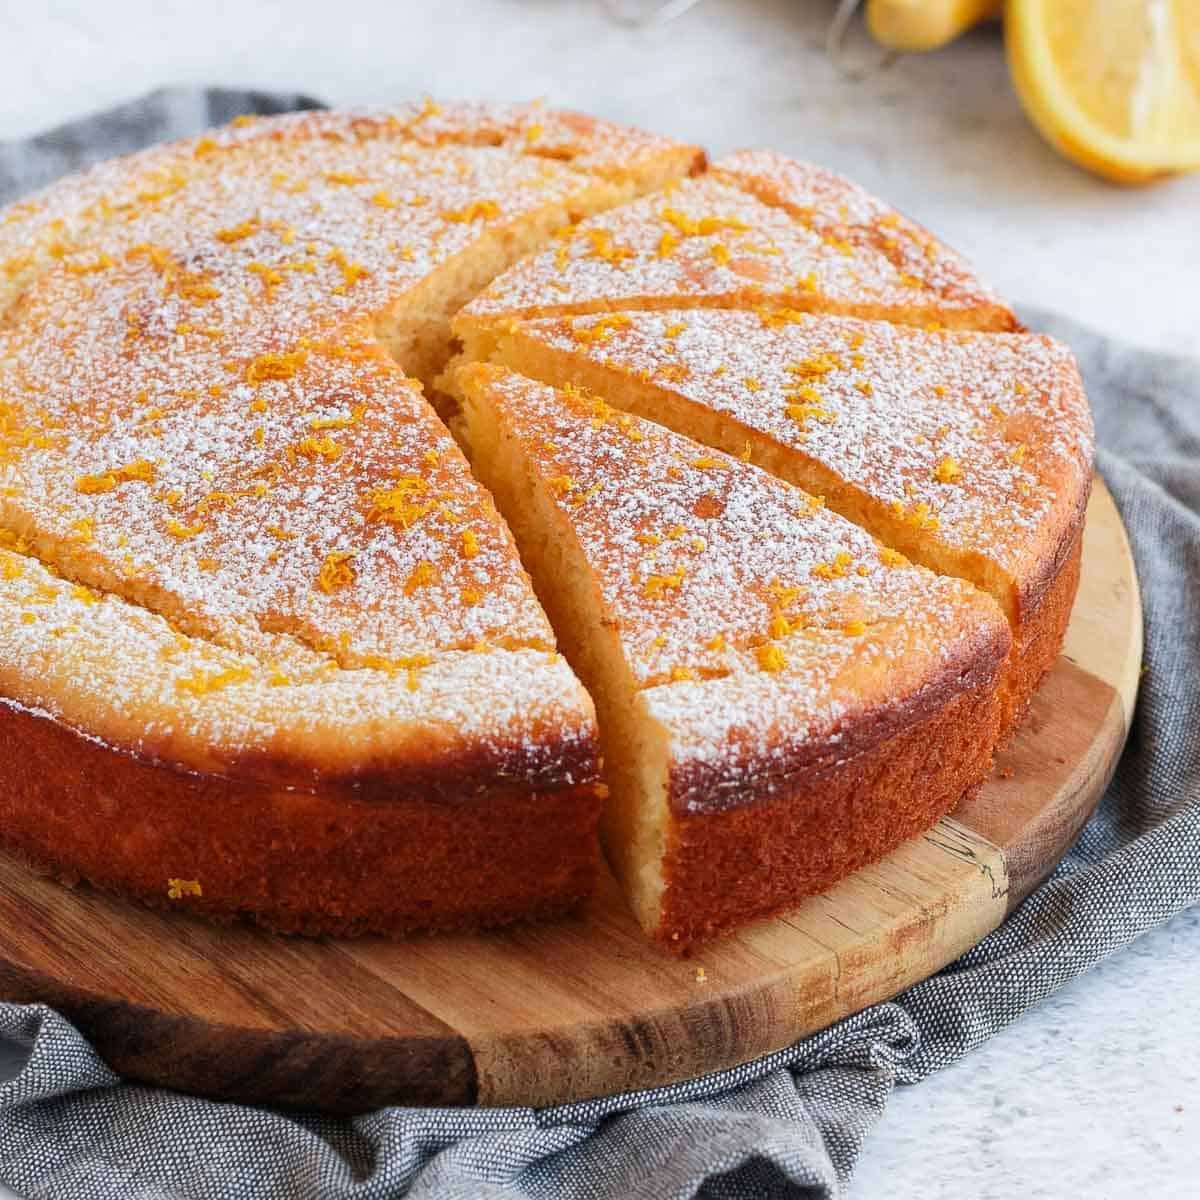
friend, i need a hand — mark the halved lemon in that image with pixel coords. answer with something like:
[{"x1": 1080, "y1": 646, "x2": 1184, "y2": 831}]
[{"x1": 1006, "y1": 0, "x2": 1200, "y2": 184}]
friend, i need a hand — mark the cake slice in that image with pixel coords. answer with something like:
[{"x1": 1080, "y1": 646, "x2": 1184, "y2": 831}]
[
  {"x1": 0, "y1": 301, "x2": 607, "y2": 932},
  {"x1": 0, "y1": 274, "x2": 610, "y2": 935},
  {"x1": 0, "y1": 536, "x2": 600, "y2": 935},
  {"x1": 457, "y1": 149, "x2": 1017, "y2": 339},
  {"x1": 454, "y1": 308, "x2": 1094, "y2": 730},
  {"x1": 456, "y1": 363, "x2": 1010, "y2": 948},
  {"x1": 0, "y1": 311, "x2": 554, "y2": 669}
]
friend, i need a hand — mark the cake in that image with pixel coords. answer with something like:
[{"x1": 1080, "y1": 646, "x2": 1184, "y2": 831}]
[
  {"x1": 457, "y1": 364, "x2": 1010, "y2": 945},
  {"x1": 0, "y1": 100, "x2": 1094, "y2": 949},
  {"x1": 459, "y1": 149, "x2": 1019, "y2": 332}
]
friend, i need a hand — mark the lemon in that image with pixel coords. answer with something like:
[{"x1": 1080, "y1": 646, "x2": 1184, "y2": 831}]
[
  {"x1": 867, "y1": 0, "x2": 1002, "y2": 53},
  {"x1": 1006, "y1": 0, "x2": 1200, "y2": 184}
]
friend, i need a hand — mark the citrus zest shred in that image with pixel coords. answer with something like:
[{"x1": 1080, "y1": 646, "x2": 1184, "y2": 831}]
[
  {"x1": 756, "y1": 643, "x2": 787, "y2": 673},
  {"x1": 317, "y1": 550, "x2": 357, "y2": 593}
]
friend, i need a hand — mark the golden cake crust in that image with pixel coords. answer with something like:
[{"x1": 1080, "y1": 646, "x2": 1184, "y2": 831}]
[
  {"x1": 658, "y1": 677, "x2": 1002, "y2": 948},
  {"x1": 0, "y1": 697, "x2": 600, "y2": 936}
]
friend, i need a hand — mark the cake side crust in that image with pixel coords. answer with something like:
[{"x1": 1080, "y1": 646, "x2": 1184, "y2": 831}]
[
  {"x1": 656, "y1": 673, "x2": 1002, "y2": 951},
  {"x1": 0, "y1": 696, "x2": 602, "y2": 937},
  {"x1": 999, "y1": 519, "x2": 1086, "y2": 735}
]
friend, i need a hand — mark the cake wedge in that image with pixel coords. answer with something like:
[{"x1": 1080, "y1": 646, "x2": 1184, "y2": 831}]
[
  {"x1": 458, "y1": 149, "x2": 1018, "y2": 337},
  {"x1": 456, "y1": 363, "x2": 1011, "y2": 949},
  {"x1": 452, "y1": 308, "x2": 1094, "y2": 732},
  {"x1": 0, "y1": 315, "x2": 606, "y2": 934}
]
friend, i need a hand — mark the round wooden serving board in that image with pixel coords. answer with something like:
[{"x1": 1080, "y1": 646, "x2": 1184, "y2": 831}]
[{"x1": 0, "y1": 480, "x2": 1141, "y2": 1113}]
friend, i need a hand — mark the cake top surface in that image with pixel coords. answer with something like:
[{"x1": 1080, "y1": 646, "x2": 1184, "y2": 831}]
[
  {"x1": 0, "y1": 100, "x2": 1086, "y2": 801},
  {"x1": 5, "y1": 136, "x2": 612, "y2": 350},
  {"x1": 0, "y1": 318, "x2": 556, "y2": 665},
  {"x1": 487, "y1": 308, "x2": 1095, "y2": 600},
  {"x1": 0, "y1": 100, "x2": 700, "y2": 310},
  {"x1": 0, "y1": 540, "x2": 595, "y2": 791},
  {"x1": 462, "y1": 152, "x2": 1015, "y2": 330},
  {"x1": 0, "y1": 100, "x2": 709, "y2": 778},
  {"x1": 0, "y1": 143, "x2": 588, "y2": 667},
  {"x1": 461, "y1": 363, "x2": 1008, "y2": 697},
  {"x1": 710, "y1": 150, "x2": 1006, "y2": 317}
]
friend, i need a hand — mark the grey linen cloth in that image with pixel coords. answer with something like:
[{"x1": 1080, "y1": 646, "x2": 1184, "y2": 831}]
[{"x1": 0, "y1": 90, "x2": 1196, "y2": 1200}]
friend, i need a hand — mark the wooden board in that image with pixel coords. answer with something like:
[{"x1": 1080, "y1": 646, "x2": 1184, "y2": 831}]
[{"x1": 0, "y1": 480, "x2": 1141, "y2": 1112}]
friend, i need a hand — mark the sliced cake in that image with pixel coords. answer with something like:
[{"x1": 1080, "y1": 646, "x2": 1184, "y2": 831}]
[
  {"x1": 0, "y1": 533, "x2": 600, "y2": 935},
  {"x1": 453, "y1": 308, "x2": 1094, "y2": 730},
  {"x1": 456, "y1": 363, "x2": 1011, "y2": 949},
  {"x1": 0, "y1": 102, "x2": 1095, "y2": 949},
  {"x1": 457, "y1": 149, "x2": 1018, "y2": 338}
]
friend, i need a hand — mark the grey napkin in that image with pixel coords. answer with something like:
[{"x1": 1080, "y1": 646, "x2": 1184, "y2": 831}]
[{"x1": 0, "y1": 90, "x2": 1196, "y2": 1200}]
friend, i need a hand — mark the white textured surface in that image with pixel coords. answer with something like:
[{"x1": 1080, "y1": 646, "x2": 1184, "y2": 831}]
[
  {"x1": 852, "y1": 904, "x2": 1200, "y2": 1198},
  {"x1": 0, "y1": 2, "x2": 1196, "y2": 1197}
]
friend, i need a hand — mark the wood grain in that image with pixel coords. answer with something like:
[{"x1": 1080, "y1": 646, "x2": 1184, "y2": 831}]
[
  {"x1": 957, "y1": 479, "x2": 1141, "y2": 907},
  {"x1": 0, "y1": 480, "x2": 1139, "y2": 1112}
]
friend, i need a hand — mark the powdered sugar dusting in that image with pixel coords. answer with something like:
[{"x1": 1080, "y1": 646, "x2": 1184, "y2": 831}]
[
  {"x1": 0, "y1": 101, "x2": 703, "y2": 771},
  {"x1": 0, "y1": 99, "x2": 693, "y2": 313},
  {"x1": 0, "y1": 102, "x2": 1085, "y2": 820},
  {"x1": 465, "y1": 154, "x2": 1012, "y2": 327},
  {"x1": 504, "y1": 309, "x2": 1095, "y2": 591},
  {"x1": 0, "y1": 544, "x2": 593, "y2": 785},
  {"x1": 714, "y1": 150, "x2": 1005, "y2": 313},
  {"x1": 477, "y1": 367, "x2": 1004, "y2": 708}
]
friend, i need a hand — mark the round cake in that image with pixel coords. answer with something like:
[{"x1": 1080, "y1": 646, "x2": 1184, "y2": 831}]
[{"x1": 0, "y1": 101, "x2": 1093, "y2": 950}]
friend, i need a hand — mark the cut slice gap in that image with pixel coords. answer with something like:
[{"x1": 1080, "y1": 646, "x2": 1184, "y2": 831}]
[
  {"x1": 455, "y1": 383, "x2": 672, "y2": 931},
  {"x1": 373, "y1": 153, "x2": 704, "y2": 397},
  {"x1": 457, "y1": 363, "x2": 1010, "y2": 949},
  {"x1": 455, "y1": 308, "x2": 1094, "y2": 731}
]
